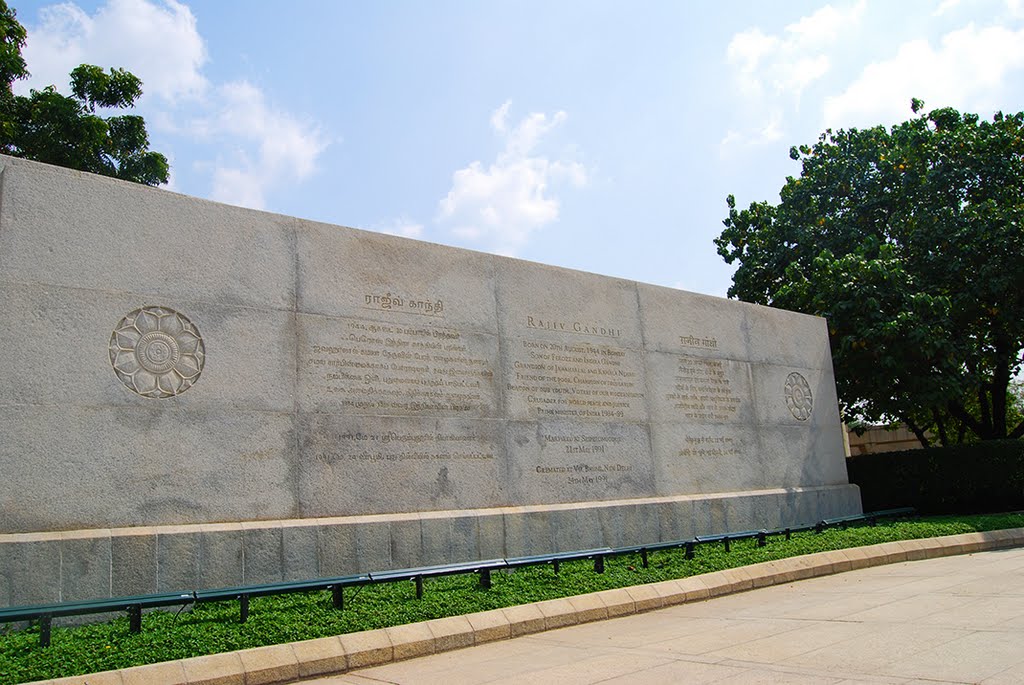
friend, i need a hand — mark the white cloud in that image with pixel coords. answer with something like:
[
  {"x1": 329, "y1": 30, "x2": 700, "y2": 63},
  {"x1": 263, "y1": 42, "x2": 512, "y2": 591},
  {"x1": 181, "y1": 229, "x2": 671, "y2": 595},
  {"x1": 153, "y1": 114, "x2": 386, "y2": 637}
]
[
  {"x1": 723, "y1": 1, "x2": 866, "y2": 150},
  {"x1": 726, "y1": 1, "x2": 866, "y2": 101},
  {"x1": 438, "y1": 101, "x2": 587, "y2": 256},
  {"x1": 720, "y1": 111, "x2": 784, "y2": 153},
  {"x1": 933, "y1": 0, "x2": 963, "y2": 16},
  {"x1": 16, "y1": 0, "x2": 329, "y2": 210},
  {"x1": 786, "y1": 1, "x2": 866, "y2": 46},
  {"x1": 18, "y1": 0, "x2": 207, "y2": 101},
  {"x1": 202, "y1": 81, "x2": 328, "y2": 210},
  {"x1": 824, "y1": 23, "x2": 1024, "y2": 129}
]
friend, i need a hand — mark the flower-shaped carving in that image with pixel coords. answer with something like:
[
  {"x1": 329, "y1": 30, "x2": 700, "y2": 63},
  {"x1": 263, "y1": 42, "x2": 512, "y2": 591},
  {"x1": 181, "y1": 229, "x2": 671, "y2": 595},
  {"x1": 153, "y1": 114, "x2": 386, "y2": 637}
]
[
  {"x1": 784, "y1": 372, "x2": 813, "y2": 421},
  {"x1": 109, "y1": 306, "x2": 205, "y2": 398}
]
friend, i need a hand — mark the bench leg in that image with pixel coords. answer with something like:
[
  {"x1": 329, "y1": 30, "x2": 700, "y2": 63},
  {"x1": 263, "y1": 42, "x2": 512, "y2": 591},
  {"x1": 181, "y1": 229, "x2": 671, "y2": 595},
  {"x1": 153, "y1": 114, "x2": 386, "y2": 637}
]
[
  {"x1": 685, "y1": 541, "x2": 695, "y2": 560},
  {"x1": 724, "y1": 537, "x2": 731, "y2": 553},
  {"x1": 239, "y1": 594, "x2": 249, "y2": 623},
  {"x1": 479, "y1": 569, "x2": 492, "y2": 590},
  {"x1": 415, "y1": 576, "x2": 423, "y2": 599},
  {"x1": 128, "y1": 604, "x2": 142, "y2": 633},
  {"x1": 39, "y1": 614, "x2": 52, "y2": 648},
  {"x1": 332, "y1": 586, "x2": 344, "y2": 610},
  {"x1": 641, "y1": 548, "x2": 649, "y2": 569},
  {"x1": 553, "y1": 559, "x2": 560, "y2": 574},
  {"x1": 594, "y1": 555, "x2": 605, "y2": 574}
]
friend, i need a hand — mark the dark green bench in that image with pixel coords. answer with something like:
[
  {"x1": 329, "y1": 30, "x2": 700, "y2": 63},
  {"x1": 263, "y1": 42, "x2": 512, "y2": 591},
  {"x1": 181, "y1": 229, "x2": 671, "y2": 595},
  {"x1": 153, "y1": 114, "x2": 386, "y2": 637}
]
[
  {"x1": 2, "y1": 508, "x2": 919, "y2": 647},
  {"x1": 0, "y1": 591, "x2": 196, "y2": 647},
  {"x1": 369, "y1": 559, "x2": 506, "y2": 598},
  {"x1": 817, "y1": 507, "x2": 917, "y2": 532},
  {"x1": 505, "y1": 547, "x2": 613, "y2": 574},
  {"x1": 193, "y1": 572, "x2": 371, "y2": 621},
  {"x1": 696, "y1": 530, "x2": 767, "y2": 553}
]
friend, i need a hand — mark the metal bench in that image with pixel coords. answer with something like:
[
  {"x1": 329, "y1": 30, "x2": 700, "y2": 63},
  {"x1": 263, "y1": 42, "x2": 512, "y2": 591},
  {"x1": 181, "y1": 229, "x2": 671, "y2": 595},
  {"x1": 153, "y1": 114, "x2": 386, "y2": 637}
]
[
  {"x1": 369, "y1": 559, "x2": 506, "y2": 598},
  {"x1": 505, "y1": 547, "x2": 613, "y2": 574},
  {"x1": 817, "y1": 507, "x2": 917, "y2": 533},
  {"x1": 1, "y1": 508, "x2": 918, "y2": 646},
  {"x1": 696, "y1": 529, "x2": 767, "y2": 553},
  {"x1": 193, "y1": 572, "x2": 371, "y2": 621},
  {"x1": 0, "y1": 591, "x2": 196, "y2": 647}
]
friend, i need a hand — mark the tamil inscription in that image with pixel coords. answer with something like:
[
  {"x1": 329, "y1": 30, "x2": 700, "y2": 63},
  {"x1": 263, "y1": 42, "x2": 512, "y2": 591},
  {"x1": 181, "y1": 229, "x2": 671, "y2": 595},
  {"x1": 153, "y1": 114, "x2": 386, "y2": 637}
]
[{"x1": 301, "y1": 316, "x2": 497, "y2": 416}]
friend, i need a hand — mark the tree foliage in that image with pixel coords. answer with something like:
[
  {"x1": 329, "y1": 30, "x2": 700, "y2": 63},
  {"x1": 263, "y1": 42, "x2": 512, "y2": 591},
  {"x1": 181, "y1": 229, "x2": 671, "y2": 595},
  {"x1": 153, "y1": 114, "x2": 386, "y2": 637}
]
[
  {"x1": 716, "y1": 101, "x2": 1024, "y2": 445},
  {"x1": 0, "y1": 0, "x2": 168, "y2": 185}
]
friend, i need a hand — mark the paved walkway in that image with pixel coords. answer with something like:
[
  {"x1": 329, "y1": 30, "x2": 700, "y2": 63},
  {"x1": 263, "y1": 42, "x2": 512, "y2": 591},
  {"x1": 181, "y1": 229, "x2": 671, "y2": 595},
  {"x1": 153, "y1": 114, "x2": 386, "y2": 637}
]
[{"x1": 301, "y1": 548, "x2": 1024, "y2": 685}]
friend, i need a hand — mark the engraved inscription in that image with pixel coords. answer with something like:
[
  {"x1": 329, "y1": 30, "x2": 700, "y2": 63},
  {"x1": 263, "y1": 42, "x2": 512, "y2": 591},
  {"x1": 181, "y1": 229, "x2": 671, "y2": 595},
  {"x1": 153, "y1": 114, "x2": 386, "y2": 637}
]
[
  {"x1": 363, "y1": 292, "x2": 444, "y2": 317},
  {"x1": 664, "y1": 356, "x2": 742, "y2": 421},
  {"x1": 677, "y1": 435, "x2": 741, "y2": 458},
  {"x1": 538, "y1": 462, "x2": 635, "y2": 486},
  {"x1": 314, "y1": 430, "x2": 495, "y2": 464},
  {"x1": 679, "y1": 334, "x2": 718, "y2": 349},
  {"x1": 301, "y1": 415, "x2": 506, "y2": 514},
  {"x1": 305, "y1": 319, "x2": 494, "y2": 414},
  {"x1": 506, "y1": 339, "x2": 645, "y2": 420},
  {"x1": 109, "y1": 306, "x2": 205, "y2": 398},
  {"x1": 533, "y1": 435, "x2": 634, "y2": 486},
  {"x1": 785, "y1": 372, "x2": 813, "y2": 420},
  {"x1": 525, "y1": 316, "x2": 622, "y2": 339}
]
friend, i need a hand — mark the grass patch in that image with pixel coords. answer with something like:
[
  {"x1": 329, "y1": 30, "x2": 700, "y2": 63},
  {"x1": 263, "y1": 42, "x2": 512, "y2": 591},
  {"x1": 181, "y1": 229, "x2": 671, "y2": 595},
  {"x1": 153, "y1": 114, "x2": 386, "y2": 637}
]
[{"x1": 2, "y1": 512, "x2": 1023, "y2": 684}]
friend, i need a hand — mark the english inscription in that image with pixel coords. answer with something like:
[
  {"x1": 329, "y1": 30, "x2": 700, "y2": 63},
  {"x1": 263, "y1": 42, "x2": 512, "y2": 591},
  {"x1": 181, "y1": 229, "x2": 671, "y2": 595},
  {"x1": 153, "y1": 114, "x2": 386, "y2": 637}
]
[
  {"x1": 506, "y1": 338, "x2": 646, "y2": 420},
  {"x1": 533, "y1": 434, "x2": 635, "y2": 486}
]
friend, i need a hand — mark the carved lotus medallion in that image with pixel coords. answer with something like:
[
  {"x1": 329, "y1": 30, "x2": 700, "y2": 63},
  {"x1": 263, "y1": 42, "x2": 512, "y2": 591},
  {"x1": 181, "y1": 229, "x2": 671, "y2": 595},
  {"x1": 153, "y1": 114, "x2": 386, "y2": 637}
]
[
  {"x1": 784, "y1": 372, "x2": 813, "y2": 421},
  {"x1": 109, "y1": 306, "x2": 205, "y2": 398}
]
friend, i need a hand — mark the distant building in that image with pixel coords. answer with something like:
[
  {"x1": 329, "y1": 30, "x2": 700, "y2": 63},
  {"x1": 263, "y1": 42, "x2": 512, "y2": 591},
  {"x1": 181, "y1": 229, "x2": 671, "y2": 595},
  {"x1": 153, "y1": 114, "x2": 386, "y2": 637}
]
[{"x1": 845, "y1": 424, "x2": 926, "y2": 456}]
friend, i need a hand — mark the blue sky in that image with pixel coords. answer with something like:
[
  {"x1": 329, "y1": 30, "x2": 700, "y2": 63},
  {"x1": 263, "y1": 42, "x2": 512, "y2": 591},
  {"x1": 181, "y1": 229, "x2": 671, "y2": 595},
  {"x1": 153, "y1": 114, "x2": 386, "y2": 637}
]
[{"x1": 11, "y1": 0, "x2": 1024, "y2": 297}]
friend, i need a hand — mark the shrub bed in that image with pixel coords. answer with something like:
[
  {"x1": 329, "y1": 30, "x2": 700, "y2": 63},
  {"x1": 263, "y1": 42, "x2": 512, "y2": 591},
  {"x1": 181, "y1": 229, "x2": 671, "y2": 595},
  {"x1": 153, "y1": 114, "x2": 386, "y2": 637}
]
[{"x1": 847, "y1": 439, "x2": 1024, "y2": 513}]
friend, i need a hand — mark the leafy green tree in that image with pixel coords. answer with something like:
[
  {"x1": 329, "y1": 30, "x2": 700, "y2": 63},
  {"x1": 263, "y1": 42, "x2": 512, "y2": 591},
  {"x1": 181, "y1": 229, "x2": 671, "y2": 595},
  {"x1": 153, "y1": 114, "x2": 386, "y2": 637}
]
[
  {"x1": 716, "y1": 100, "x2": 1024, "y2": 446},
  {"x1": 0, "y1": 0, "x2": 168, "y2": 185}
]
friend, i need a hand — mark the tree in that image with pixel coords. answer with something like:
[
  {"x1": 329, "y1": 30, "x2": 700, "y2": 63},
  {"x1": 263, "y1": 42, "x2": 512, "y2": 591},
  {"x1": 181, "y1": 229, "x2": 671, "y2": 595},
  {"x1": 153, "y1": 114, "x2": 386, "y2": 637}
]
[
  {"x1": 0, "y1": 0, "x2": 168, "y2": 185},
  {"x1": 716, "y1": 100, "x2": 1024, "y2": 446}
]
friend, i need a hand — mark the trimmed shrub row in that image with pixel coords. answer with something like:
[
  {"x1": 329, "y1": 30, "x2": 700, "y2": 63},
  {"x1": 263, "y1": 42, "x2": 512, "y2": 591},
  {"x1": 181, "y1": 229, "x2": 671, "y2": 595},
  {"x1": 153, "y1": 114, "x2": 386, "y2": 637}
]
[{"x1": 846, "y1": 439, "x2": 1024, "y2": 514}]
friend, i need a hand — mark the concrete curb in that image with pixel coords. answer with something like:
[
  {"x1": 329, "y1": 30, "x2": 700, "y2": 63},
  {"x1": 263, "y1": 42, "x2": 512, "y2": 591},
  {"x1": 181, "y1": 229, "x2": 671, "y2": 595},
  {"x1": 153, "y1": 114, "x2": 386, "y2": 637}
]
[{"x1": 32, "y1": 528, "x2": 1024, "y2": 685}]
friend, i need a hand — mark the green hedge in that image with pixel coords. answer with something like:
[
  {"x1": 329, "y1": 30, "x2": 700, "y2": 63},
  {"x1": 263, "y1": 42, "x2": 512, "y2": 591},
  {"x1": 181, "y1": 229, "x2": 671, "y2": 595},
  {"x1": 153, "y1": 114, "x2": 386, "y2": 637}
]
[{"x1": 847, "y1": 439, "x2": 1024, "y2": 514}]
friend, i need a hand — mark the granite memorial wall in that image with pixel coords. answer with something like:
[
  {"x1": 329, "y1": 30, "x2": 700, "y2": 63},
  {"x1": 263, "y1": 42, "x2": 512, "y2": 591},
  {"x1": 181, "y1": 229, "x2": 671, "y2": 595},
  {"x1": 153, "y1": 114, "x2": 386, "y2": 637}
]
[{"x1": 0, "y1": 155, "x2": 860, "y2": 608}]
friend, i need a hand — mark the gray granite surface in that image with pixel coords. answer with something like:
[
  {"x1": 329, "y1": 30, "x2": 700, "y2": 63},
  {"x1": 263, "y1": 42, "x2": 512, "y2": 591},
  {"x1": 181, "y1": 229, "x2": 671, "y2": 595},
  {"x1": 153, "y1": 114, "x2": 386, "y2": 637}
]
[{"x1": 0, "y1": 155, "x2": 859, "y2": 607}]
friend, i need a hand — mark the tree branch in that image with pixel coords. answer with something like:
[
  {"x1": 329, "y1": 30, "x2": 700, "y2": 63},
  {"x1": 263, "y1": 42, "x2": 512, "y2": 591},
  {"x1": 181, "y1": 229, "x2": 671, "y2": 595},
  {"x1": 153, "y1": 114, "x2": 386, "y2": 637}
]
[
  {"x1": 977, "y1": 385, "x2": 993, "y2": 438},
  {"x1": 906, "y1": 418, "x2": 932, "y2": 448},
  {"x1": 947, "y1": 401, "x2": 986, "y2": 439},
  {"x1": 931, "y1": 408, "x2": 949, "y2": 446}
]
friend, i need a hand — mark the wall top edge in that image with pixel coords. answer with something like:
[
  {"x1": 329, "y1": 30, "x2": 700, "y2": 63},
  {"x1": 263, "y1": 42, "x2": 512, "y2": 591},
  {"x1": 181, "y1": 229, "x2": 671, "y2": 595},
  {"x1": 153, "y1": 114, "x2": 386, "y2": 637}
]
[{"x1": 0, "y1": 154, "x2": 824, "y2": 324}]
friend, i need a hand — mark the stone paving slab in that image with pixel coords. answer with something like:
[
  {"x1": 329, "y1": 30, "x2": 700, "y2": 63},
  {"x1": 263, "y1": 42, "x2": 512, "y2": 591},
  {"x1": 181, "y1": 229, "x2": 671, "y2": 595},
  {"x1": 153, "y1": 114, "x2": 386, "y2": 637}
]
[{"x1": 22, "y1": 528, "x2": 1024, "y2": 685}]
